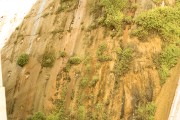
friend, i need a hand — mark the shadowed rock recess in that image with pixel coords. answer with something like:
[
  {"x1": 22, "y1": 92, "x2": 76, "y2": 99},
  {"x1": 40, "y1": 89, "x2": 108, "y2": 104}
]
[{"x1": 1, "y1": 0, "x2": 180, "y2": 119}]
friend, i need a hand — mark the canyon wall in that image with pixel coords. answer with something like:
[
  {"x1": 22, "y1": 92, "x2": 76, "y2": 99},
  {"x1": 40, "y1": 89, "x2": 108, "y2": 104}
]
[{"x1": 1, "y1": 0, "x2": 180, "y2": 119}]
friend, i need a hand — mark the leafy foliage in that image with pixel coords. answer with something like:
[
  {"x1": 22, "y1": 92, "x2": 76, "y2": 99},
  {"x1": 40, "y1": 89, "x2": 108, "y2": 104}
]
[
  {"x1": 100, "y1": 0, "x2": 128, "y2": 30},
  {"x1": 152, "y1": 0, "x2": 163, "y2": 4},
  {"x1": 89, "y1": 0, "x2": 128, "y2": 31},
  {"x1": 96, "y1": 43, "x2": 112, "y2": 62},
  {"x1": 176, "y1": 0, "x2": 180, "y2": 8},
  {"x1": 134, "y1": 7, "x2": 180, "y2": 41},
  {"x1": 59, "y1": 51, "x2": 67, "y2": 58},
  {"x1": 63, "y1": 56, "x2": 81, "y2": 72},
  {"x1": 89, "y1": 75, "x2": 99, "y2": 87},
  {"x1": 68, "y1": 56, "x2": 81, "y2": 65},
  {"x1": 28, "y1": 112, "x2": 46, "y2": 120},
  {"x1": 56, "y1": 0, "x2": 77, "y2": 14},
  {"x1": 157, "y1": 44, "x2": 180, "y2": 85},
  {"x1": 77, "y1": 106, "x2": 86, "y2": 120},
  {"x1": 114, "y1": 47, "x2": 133, "y2": 77},
  {"x1": 130, "y1": 27, "x2": 149, "y2": 41},
  {"x1": 46, "y1": 113, "x2": 59, "y2": 120},
  {"x1": 17, "y1": 53, "x2": 29, "y2": 67},
  {"x1": 80, "y1": 76, "x2": 89, "y2": 88},
  {"x1": 41, "y1": 51, "x2": 56, "y2": 67},
  {"x1": 135, "y1": 102, "x2": 156, "y2": 120},
  {"x1": 133, "y1": 5, "x2": 180, "y2": 85},
  {"x1": 123, "y1": 16, "x2": 133, "y2": 25}
]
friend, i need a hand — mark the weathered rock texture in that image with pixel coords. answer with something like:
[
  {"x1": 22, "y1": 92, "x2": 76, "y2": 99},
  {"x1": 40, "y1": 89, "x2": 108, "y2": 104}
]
[{"x1": 1, "y1": 0, "x2": 180, "y2": 120}]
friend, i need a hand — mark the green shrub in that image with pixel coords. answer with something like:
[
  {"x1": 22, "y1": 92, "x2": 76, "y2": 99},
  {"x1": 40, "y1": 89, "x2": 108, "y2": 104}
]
[
  {"x1": 83, "y1": 55, "x2": 92, "y2": 65},
  {"x1": 51, "y1": 28, "x2": 64, "y2": 35},
  {"x1": 63, "y1": 56, "x2": 81, "y2": 72},
  {"x1": 89, "y1": 1, "x2": 102, "y2": 19},
  {"x1": 152, "y1": 0, "x2": 163, "y2": 4},
  {"x1": 97, "y1": 16, "x2": 105, "y2": 25},
  {"x1": 97, "y1": 43, "x2": 107, "y2": 53},
  {"x1": 97, "y1": 43, "x2": 112, "y2": 62},
  {"x1": 86, "y1": 22, "x2": 97, "y2": 31},
  {"x1": 46, "y1": 113, "x2": 59, "y2": 120},
  {"x1": 68, "y1": 56, "x2": 81, "y2": 65},
  {"x1": 63, "y1": 63, "x2": 71, "y2": 72},
  {"x1": 100, "y1": 0, "x2": 128, "y2": 31},
  {"x1": 17, "y1": 53, "x2": 29, "y2": 67},
  {"x1": 89, "y1": 0, "x2": 128, "y2": 31},
  {"x1": 41, "y1": 51, "x2": 56, "y2": 67},
  {"x1": 135, "y1": 102, "x2": 156, "y2": 120},
  {"x1": 85, "y1": 64, "x2": 92, "y2": 74},
  {"x1": 29, "y1": 111, "x2": 62, "y2": 120},
  {"x1": 80, "y1": 76, "x2": 89, "y2": 88},
  {"x1": 89, "y1": 75, "x2": 99, "y2": 87},
  {"x1": 77, "y1": 106, "x2": 86, "y2": 120},
  {"x1": 159, "y1": 65, "x2": 170, "y2": 85},
  {"x1": 105, "y1": 10, "x2": 124, "y2": 30},
  {"x1": 59, "y1": 51, "x2": 67, "y2": 58},
  {"x1": 114, "y1": 47, "x2": 133, "y2": 77},
  {"x1": 56, "y1": 0, "x2": 74, "y2": 13},
  {"x1": 160, "y1": 44, "x2": 180, "y2": 68},
  {"x1": 130, "y1": 27, "x2": 149, "y2": 41},
  {"x1": 129, "y1": 3, "x2": 138, "y2": 11},
  {"x1": 134, "y1": 7, "x2": 180, "y2": 41},
  {"x1": 176, "y1": 0, "x2": 180, "y2": 8},
  {"x1": 28, "y1": 112, "x2": 46, "y2": 120},
  {"x1": 97, "y1": 55, "x2": 112, "y2": 62},
  {"x1": 157, "y1": 44, "x2": 180, "y2": 85},
  {"x1": 135, "y1": 5, "x2": 180, "y2": 85},
  {"x1": 123, "y1": 16, "x2": 133, "y2": 25}
]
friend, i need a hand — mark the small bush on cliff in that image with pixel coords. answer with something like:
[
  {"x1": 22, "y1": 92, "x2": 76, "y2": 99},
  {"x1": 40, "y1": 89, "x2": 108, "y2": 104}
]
[
  {"x1": 133, "y1": 7, "x2": 180, "y2": 41},
  {"x1": 114, "y1": 47, "x2": 133, "y2": 77},
  {"x1": 68, "y1": 56, "x2": 81, "y2": 65},
  {"x1": 156, "y1": 44, "x2": 180, "y2": 85},
  {"x1": 46, "y1": 113, "x2": 59, "y2": 120},
  {"x1": 130, "y1": 27, "x2": 149, "y2": 41},
  {"x1": 152, "y1": 0, "x2": 163, "y2": 4},
  {"x1": 135, "y1": 102, "x2": 156, "y2": 120},
  {"x1": 41, "y1": 51, "x2": 56, "y2": 67},
  {"x1": 77, "y1": 106, "x2": 86, "y2": 120},
  {"x1": 89, "y1": 0, "x2": 128, "y2": 31},
  {"x1": 59, "y1": 51, "x2": 67, "y2": 58},
  {"x1": 17, "y1": 53, "x2": 29, "y2": 67},
  {"x1": 89, "y1": 75, "x2": 99, "y2": 87},
  {"x1": 176, "y1": 0, "x2": 180, "y2": 8},
  {"x1": 100, "y1": 0, "x2": 128, "y2": 31},
  {"x1": 96, "y1": 43, "x2": 112, "y2": 62},
  {"x1": 56, "y1": 0, "x2": 74, "y2": 13},
  {"x1": 63, "y1": 63, "x2": 71, "y2": 72},
  {"x1": 28, "y1": 112, "x2": 46, "y2": 120},
  {"x1": 134, "y1": 5, "x2": 180, "y2": 85},
  {"x1": 63, "y1": 56, "x2": 81, "y2": 72},
  {"x1": 123, "y1": 16, "x2": 133, "y2": 25},
  {"x1": 80, "y1": 76, "x2": 89, "y2": 88}
]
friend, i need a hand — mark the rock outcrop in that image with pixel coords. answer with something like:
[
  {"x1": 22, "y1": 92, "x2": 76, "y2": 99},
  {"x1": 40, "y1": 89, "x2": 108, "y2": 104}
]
[{"x1": 1, "y1": 0, "x2": 180, "y2": 119}]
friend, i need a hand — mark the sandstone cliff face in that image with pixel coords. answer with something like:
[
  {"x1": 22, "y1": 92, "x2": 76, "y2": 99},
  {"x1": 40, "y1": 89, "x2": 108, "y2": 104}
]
[{"x1": 1, "y1": 0, "x2": 179, "y2": 120}]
